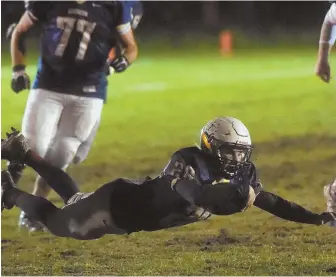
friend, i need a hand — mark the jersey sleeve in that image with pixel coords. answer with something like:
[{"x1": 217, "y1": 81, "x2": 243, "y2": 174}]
[
  {"x1": 254, "y1": 190, "x2": 322, "y2": 225},
  {"x1": 116, "y1": 1, "x2": 133, "y2": 35},
  {"x1": 130, "y1": 1, "x2": 143, "y2": 29},
  {"x1": 25, "y1": 0, "x2": 50, "y2": 22},
  {"x1": 326, "y1": 3, "x2": 336, "y2": 24}
]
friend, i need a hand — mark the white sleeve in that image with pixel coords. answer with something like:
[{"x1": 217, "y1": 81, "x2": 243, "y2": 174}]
[
  {"x1": 330, "y1": 25, "x2": 336, "y2": 45},
  {"x1": 326, "y1": 3, "x2": 336, "y2": 24},
  {"x1": 116, "y1": 23, "x2": 131, "y2": 35}
]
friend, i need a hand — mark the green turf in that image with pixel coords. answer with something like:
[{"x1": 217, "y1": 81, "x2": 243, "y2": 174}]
[{"x1": 1, "y1": 45, "x2": 336, "y2": 276}]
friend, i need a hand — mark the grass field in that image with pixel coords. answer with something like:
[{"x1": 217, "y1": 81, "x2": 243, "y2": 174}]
[{"x1": 1, "y1": 44, "x2": 336, "y2": 276}]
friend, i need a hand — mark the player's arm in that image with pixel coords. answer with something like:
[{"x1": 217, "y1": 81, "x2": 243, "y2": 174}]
[
  {"x1": 315, "y1": 3, "x2": 336, "y2": 83},
  {"x1": 11, "y1": 0, "x2": 48, "y2": 93},
  {"x1": 116, "y1": 0, "x2": 142, "y2": 63},
  {"x1": 108, "y1": 1, "x2": 142, "y2": 62},
  {"x1": 117, "y1": 29, "x2": 138, "y2": 65},
  {"x1": 10, "y1": 11, "x2": 35, "y2": 93},
  {"x1": 11, "y1": 12, "x2": 35, "y2": 67},
  {"x1": 109, "y1": 2, "x2": 139, "y2": 73},
  {"x1": 162, "y1": 152, "x2": 254, "y2": 215},
  {"x1": 254, "y1": 189, "x2": 336, "y2": 225}
]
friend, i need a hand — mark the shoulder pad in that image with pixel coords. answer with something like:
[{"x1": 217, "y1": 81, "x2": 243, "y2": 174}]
[{"x1": 178, "y1": 146, "x2": 202, "y2": 157}]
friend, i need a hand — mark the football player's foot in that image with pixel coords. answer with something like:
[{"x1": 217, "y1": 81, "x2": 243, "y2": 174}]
[
  {"x1": 1, "y1": 127, "x2": 30, "y2": 163},
  {"x1": 18, "y1": 211, "x2": 46, "y2": 232},
  {"x1": 328, "y1": 220, "x2": 336, "y2": 227},
  {"x1": 1, "y1": 170, "x2": 16, "y2": 211},
  {"x1": 7, "y1": 162, "x2": 25, "y2": 184}
]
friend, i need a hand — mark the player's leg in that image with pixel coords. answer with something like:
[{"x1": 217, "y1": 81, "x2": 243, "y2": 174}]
[
  {"x1": 73, "y1": 118, "x2": 100, "y2": 165},
  {"x1": 25, "y1": 98, "x2": 102, "y2": 227},
  {"x1": 2, "y1": 170, "x2": 127, "y2": 240},
  {"x1": 21, "y1": 96, "x2": 103, "y2": 231},
  {"x1": 2, "y1": 131, "x2": 92, "y2": 238},
  {"x1": 23, "y1": 90, "x2": 67, "y2": 200},
  {"x1": 22, "y1": 94, "x2": 103, "y2": 231},
  {"x1": 10, "y1": 89, "x2": 63, "y2": 184},
  {"x1": 2, "y1": 131, "x2": 80, "y2": 203},
  {"x1": 2, "y1": 170, "x2": 60, "y2": 227},
  {"x1": 44, "y1": 95, "x2": 103, "y2": 172},
  {"x1": 18, "y1": 89, "x2": 65, "y2": 229}
]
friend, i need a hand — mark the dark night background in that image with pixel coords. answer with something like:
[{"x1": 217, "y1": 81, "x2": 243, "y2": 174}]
[{"x1": 1, "y1": 1, "x2": 332, "y2": 45}]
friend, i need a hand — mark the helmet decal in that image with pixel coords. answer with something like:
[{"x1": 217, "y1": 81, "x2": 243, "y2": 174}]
[{"x1": 201, "y1": 132, "x2": 211, "y2": 150}]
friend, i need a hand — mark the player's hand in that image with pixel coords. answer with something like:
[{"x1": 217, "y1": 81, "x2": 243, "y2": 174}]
[
  {"x1": 109, "y1": 56, "x2": 129, "y2": 73},
  {"x1": 11, "y1": 65, "x2": 30, "y2": 93},
  {"x1": 182, "y1": 165, "x2": 196, "y2": 180},
  {"x1": 315, "y1": 59, "x2": 331, "y2": 83},
  {"x1": 317, "y1": 212, "x2": 336, "y2": 225},
  {"x1": 170, "y1": 165, "x2": 196, "y2": 191}
]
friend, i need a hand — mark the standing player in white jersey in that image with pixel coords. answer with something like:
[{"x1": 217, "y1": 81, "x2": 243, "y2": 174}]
[
  {"x1": 314, "y1": 1, "x2": 336, "y2": 227},
  {"x1": 9, "y1": 0, "x2": 140, "y2": 231},
  {"x1": 315, "y1": 1, "x2": 336, "y2": 83}
]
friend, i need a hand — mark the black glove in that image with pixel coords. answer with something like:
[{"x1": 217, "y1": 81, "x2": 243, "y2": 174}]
[
  {"x1": 318, "y1": 212, "x2": 336, "y2": 225},
  {"x1": 11, "y1": 65, "x2": 30, "y2": 93},
  {"x1": 109, "y1": 56, "x2": 129, "y2": 73}
]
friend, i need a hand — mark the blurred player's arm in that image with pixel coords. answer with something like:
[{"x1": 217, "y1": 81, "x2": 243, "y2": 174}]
[
  {"x1": 10, "y1": 11, "x2": 35, "y2": 71},
  {"x1": 254, "y1": 189, "x2": 336, "y2": 225},
  {"x1": 315, "y1": 3, "x2": 336, "y2": 83},
  {"x1": 107, "y1": 1, "x2": 142, "y2": 65},
  {"x1": 116, "y1": 0, "x2": 141, "y2": 63},
  {"x1": 108, "y1": 2, "x2": 139, "y2": 73},
  {"x1": 117, "y1": 28, "x2": 138, "y2": 64},
  {"x1": 10, "y1": 1, "x2": 48, "y2": 93},
  {"x1": 10, "y1": 11, "x2": 35, "y2": 93}
]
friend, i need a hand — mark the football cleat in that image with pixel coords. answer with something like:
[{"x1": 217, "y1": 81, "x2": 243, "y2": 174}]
[
  {"x1": 1, "y1": 127, "x2": 30, "y2": 163},
  {"x1": 18, "y1": 211, "x2": 46, "y2": 232},
  {"x1": 1, "y1": 170, "x2": 16, "y2": 211},
  {"x1": 7, "y1": 162, "x2": 25, "y2": 184}
]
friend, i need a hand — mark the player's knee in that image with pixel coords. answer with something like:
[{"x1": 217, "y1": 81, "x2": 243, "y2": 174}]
[
  {"x1": 45, "y1": 138, "x2": 82, "y2": 168},
  {"x1": 73, "y1": 141, "x2": 91, "y2": 165},
  {"x1": 21, "y1": 131, "x2": 49, "y2": 157}
]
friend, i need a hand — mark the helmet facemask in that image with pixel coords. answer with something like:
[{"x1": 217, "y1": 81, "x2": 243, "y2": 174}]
[{"x1": 216, "y1": 142, "x2": 252, "y2": 178}]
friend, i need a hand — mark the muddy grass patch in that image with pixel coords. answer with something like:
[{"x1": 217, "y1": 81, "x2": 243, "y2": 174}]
[
  {"x1": 254, "y1": 135, "x2": 336, "y2": 155},
  {"x1": 198, "y1": 229, "x2": 251, "y2": 251},
  {"x1": 164, "y1": 235, "x2": 196, "y2": 247}
]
